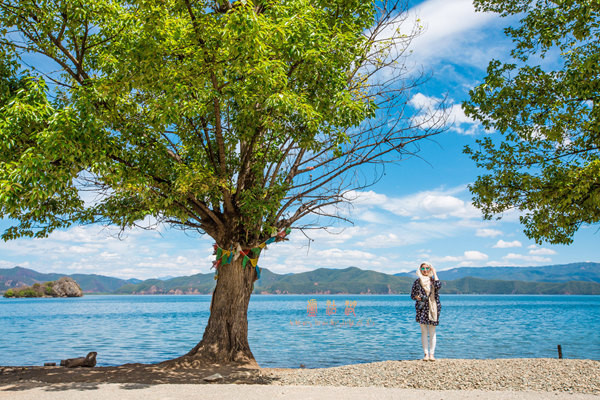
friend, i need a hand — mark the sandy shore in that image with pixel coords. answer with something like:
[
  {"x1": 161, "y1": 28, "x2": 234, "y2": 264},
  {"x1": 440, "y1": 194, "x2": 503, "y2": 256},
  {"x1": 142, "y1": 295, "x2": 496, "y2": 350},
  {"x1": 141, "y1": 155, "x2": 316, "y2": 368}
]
[{"x1": 1, "y1": 359, "x2": 599, "y2": 399}]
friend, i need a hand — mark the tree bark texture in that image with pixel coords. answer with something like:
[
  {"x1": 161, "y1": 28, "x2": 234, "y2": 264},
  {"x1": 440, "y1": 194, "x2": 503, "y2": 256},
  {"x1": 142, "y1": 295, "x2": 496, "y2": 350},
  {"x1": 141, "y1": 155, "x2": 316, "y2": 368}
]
[{"x1": 169, "y1": 255, "x2": 259, "y2": 367}]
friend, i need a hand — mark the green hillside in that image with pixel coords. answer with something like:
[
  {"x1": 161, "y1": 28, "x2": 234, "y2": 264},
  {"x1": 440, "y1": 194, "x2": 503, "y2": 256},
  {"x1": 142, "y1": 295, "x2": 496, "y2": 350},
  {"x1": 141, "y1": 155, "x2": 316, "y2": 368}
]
[
  {"x1": 397, "y1": 262, "x2": 600, "y2": 283},
  {"x1": 442, "y1": 277, "x2": 600, "y2": 295},
  {"x1": 114, "y1": 273, "x2": 217, "y2": 294},
  {"x1": 255, "y1": 267, "x2": 414, "y2": 294}
]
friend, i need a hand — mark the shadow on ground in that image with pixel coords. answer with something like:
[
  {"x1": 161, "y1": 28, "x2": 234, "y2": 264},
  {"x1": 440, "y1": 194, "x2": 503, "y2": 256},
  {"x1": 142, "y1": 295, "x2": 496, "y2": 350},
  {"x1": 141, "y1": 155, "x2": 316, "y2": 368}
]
[{"x1": 0, "y1": 362, "x2": 279, "y2": 392}]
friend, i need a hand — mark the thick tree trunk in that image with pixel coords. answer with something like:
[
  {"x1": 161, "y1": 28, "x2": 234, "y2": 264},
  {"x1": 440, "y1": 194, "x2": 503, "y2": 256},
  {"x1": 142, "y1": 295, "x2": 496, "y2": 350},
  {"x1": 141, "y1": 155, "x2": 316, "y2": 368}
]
[{"x1": 163, "y1": 254, "x2": 258, "y2": 368}]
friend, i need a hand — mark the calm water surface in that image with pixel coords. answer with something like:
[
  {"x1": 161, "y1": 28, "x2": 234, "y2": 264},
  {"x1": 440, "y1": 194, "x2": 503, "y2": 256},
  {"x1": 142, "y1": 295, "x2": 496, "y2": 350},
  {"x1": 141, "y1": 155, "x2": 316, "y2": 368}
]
[{"x1": 0, "y1": 294, "x2": 598, "y2": 367}]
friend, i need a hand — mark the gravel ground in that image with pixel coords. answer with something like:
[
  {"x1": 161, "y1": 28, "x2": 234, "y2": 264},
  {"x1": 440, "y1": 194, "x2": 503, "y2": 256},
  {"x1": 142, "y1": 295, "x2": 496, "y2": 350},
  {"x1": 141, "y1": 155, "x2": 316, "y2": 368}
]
[{"x1": 261, "y1": 359, "x2": 600, "y2": 394}]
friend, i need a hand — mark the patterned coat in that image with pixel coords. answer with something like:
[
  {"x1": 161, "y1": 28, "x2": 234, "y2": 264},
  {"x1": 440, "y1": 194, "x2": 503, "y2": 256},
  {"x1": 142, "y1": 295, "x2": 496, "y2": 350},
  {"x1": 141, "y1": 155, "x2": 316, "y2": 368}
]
[{"x1": 410, "y1": 278, "x2": 442, "y2": 326}]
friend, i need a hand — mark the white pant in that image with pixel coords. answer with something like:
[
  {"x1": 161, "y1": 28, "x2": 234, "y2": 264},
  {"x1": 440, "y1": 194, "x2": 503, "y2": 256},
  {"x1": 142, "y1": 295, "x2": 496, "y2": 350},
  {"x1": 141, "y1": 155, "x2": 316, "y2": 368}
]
[{"x1": 420, "y1": 323, "x2": 437, "y2": 355}]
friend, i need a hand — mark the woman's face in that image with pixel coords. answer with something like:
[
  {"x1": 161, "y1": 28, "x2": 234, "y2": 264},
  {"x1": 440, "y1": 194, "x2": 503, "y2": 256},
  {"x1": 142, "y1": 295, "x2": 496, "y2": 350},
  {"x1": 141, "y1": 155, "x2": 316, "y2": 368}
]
[{"x1": 420, "y1": 264, "x2": 431, "y2": 276}]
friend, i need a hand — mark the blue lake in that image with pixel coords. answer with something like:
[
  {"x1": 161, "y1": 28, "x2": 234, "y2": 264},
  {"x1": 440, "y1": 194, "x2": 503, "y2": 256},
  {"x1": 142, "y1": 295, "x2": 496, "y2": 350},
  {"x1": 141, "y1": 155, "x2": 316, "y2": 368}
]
[{"x1": 0, "y1": 294, "x2": 599, "y2": 368}]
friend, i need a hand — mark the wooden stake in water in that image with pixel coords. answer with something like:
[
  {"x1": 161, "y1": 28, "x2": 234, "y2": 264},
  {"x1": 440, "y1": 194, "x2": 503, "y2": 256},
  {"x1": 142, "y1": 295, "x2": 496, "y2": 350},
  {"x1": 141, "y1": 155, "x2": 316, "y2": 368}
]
[{"x1": 557, "y1": 344, "x2": 563, "y2": 359}]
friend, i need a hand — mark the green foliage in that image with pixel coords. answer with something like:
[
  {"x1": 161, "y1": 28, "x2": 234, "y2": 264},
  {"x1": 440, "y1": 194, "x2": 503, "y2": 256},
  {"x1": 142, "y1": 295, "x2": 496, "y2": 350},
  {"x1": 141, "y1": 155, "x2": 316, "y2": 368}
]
[
  {"x1": 463, "y1": 0, "x2": 600, "y2": 244},
  {"x1": 44, "y1": 285, "x2": 55, "y2": 296},
  {"x1": 0, "y1": 0, "x2": 431, "y2": 250},
  {"x1": 0, "y1": 278, "x2": 78, "y2": 297},
  {"x1": 16, "y1": 288, "x2": 39, "y2": 297},
  {"x1": 0, "y1": 0, "x2": 441, "y2": 251}
]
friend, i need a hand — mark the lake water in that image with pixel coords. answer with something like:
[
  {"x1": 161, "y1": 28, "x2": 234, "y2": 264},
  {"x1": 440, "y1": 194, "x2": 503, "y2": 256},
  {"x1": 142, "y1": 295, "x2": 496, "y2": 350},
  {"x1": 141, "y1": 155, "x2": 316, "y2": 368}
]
[{"x1": 1, "y1": 294, "x2": 599, "y2": 368}]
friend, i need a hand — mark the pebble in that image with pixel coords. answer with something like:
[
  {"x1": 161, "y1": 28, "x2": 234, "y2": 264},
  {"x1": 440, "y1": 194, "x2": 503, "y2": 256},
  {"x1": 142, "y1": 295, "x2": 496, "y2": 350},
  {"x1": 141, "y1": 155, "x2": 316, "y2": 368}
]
[
  {"x1": 203, "y1": 373, "x2": 224, "y2": 382},
  {"x1": 261, "y1": 359, "x2": 600, "y2": 394}
]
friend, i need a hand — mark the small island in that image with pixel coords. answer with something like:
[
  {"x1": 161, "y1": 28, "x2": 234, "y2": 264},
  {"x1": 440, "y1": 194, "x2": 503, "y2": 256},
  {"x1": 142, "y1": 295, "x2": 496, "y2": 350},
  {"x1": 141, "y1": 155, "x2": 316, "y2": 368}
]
[{"x1": 3, "y1": 277, "x2": 83, "y2": 298}]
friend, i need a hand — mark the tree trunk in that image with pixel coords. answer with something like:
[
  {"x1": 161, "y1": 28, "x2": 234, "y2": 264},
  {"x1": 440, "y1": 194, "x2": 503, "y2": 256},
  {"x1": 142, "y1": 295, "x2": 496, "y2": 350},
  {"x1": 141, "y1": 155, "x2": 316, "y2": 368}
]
[{"x1": 163, "y1": 254, "x2": 259, "y2": 368}]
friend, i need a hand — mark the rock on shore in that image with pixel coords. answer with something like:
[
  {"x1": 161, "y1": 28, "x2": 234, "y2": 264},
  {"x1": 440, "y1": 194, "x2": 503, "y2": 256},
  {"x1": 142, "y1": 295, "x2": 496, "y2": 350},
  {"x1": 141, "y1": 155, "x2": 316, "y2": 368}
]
[
  {"x1": 2, "y1": 277, "x2": 82, "y2": 298},
  {"x1": 52, "y1": 277, "x2": 83, "y2": 297}
]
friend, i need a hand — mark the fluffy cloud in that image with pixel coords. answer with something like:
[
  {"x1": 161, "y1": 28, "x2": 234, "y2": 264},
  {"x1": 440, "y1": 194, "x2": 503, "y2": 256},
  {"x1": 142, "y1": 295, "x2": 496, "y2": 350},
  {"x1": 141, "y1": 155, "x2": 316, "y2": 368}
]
[
  {"x1": 409, "y1": 93, "x2": 486, "y2": 136},
  {"x1": 476, "y1": 228, "x2": 503, "y2": 238},
  {"x1": 433, "y1": 250, "x2": 488, "y2": 266},
  {"x1": 493, "y1": 240, "x2": 523, "y2": 249},
  {"x1": 406, "y1": 0, "x2": 507, "y2": 66},
  {"x1": 464, "y1": 250, "x2": 489, "y2": 261},
  {"x1": 528, "y1": 247, "x2": 557, "y2": 256},
  {"x1": 409, "y1": 92, "x2": 441, "y2": 110},
  {"x1": 447, "y1": 104, "x2": 485, "y2": 135},
  {"x1": 347, "y1": 186, "x2": 482, "y2": 221}
]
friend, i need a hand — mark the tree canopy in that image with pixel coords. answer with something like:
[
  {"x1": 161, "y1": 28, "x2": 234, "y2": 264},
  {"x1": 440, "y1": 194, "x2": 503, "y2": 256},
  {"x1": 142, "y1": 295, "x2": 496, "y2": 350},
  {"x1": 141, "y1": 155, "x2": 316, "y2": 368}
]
[
  {"x1": 0, "y1": 0, "x2": 444, "y2": 247},
  {"x1": 463, "y1": 0, "x2": 600, "y2": 244}
]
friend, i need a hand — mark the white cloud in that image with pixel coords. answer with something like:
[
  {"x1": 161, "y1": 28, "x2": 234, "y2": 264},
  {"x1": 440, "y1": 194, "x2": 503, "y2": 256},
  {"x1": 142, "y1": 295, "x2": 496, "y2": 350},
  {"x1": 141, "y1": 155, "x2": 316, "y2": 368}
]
[
  {"x1": 503, "y1": 253, "x2": 552, "y2": 264},
  {"x1": 408, "y1": 93, "x2": 450, "y2": 131},
  {"x1": 357, "y1": 233, "x2": 406, "y2": 248},
  {"x1": 0, "y1": 259, "x2": 30, "y2": 268},
  {"x1": 447, "y1": 104, "x2": 485, "y2": 135},
  {"x1": 354, "y1": 219, "x2": 458, "y2": 248},
  {"x1": 464, "y1": 250, "x2": 489, "y2": 261},
  {"x1": 485, "y1": 261, "x2": 509, "y2": 267},
  {"x1": 348, "y1": 186, "x2": 481, "y2": 221},
  {"x1": 354, "y1": 210, "x2": 388, "y2": 224},
  {"x1": 421, "y1": 194, "x2": 465, "y2": 216},
  {"x1": 476, "y1": 228, "x2": 503, "y2": 238},
  {"x1": 405, "y1": 0, "x2": 508, "y2": 67},
  {"x1": 317, "y1": 248, "x2": 376, "y2": 260},
  {"x1": 409, "y1": 94, "x2": 484, "y2": 136},
  {"x1": 528, "y1": 247, "x2": 557, "y2": 256},
  {"x1": 493, "y1": 240, "x2": 523, "y2": 249},
  {"x1": 409, "y1": 92, "x2": 441, "y2": 109},
  {"x1": 433, "y1": 250, "x2": 488, "y2": 265},
  {"x1": 294, "y1": 226, "x2": 366, "y2": 245}
]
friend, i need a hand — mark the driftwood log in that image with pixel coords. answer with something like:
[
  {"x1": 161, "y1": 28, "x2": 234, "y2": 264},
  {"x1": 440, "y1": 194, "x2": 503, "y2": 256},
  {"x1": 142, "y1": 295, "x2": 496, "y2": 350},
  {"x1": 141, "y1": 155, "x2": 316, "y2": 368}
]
[{"x1": 60, "y1": 352, "x2": 97, "y2": 368}]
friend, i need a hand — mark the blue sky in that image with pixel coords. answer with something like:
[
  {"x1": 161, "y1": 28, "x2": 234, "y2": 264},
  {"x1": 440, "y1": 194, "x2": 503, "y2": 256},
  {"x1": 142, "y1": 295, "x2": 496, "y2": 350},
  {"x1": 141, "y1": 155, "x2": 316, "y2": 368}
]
[{"x1": 0, "y1": 0, "x2": 597, "y2": 279}]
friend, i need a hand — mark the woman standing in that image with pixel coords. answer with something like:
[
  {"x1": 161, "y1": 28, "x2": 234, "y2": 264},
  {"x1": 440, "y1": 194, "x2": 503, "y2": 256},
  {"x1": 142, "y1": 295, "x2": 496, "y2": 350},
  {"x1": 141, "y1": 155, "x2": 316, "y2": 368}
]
[{"x1": 410, "y1": 262, "x2": 442, "y2": 361}]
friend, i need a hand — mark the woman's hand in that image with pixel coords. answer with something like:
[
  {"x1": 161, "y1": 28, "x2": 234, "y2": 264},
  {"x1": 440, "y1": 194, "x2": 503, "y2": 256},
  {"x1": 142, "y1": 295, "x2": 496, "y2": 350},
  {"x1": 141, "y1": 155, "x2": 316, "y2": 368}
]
[{"x1": 431, "y1": 265, "x2": 439, "y2": 280}]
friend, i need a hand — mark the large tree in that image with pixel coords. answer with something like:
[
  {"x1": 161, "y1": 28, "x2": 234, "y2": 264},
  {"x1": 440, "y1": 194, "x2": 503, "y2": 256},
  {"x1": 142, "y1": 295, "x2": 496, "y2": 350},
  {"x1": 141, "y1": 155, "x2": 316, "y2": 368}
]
[
  {"x1": 463, "y1": 0, "x2": 600, "y2": 244},
  {"x1": 0, "y1": 0, "x2": 445, "y2": 366}
]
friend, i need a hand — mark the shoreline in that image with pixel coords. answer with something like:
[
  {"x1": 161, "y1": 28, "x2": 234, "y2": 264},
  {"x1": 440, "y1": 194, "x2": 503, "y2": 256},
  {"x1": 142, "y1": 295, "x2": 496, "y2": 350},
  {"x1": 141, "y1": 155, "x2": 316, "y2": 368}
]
[{"x1": 1, "y1": 359, "x2": 599, "y2": 395}]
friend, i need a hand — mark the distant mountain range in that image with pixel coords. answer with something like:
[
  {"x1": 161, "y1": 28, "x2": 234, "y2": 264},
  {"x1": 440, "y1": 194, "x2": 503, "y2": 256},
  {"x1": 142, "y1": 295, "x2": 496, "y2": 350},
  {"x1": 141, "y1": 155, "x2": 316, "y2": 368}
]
[
  {"x1": 396, "y1": 262, "x2": 600, "y2": 283},
  {"x1": 0, "y1": 266, "x2": 140, "y2": 293},
  {"x1": 1, "y1": 262, "x2": 599, "y2": 295}
]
